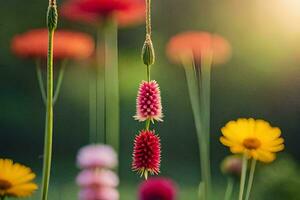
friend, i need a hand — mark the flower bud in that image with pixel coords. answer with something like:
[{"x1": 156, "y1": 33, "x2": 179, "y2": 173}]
[
  {"x1": 47, "y1": 0, "x2": 58, "y2": 31},
  {"x1": 221, "y1": 155, "x2": 243, "y2": 178},
  {"x1": 142, "y1": 34, "x2": 155, "y2": 66}
]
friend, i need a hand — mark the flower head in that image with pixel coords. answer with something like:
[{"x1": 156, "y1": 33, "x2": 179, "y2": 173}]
[
  {"x1": 132, "y1": 130, "x2": 161, "y2": 179},
  {"x1": 77, "y1": 144, "x2": 118, "y2": 169},
  {"x1": 221, "y1": 155, "x2": 243, "y2": 177},
  {"x1": 134, "y1": 81, "x2": 163, "y2": 122},
  {"x1": 79, "y1": 187, "x2": 119, "y2": 200},
  {"x1": 76, "y1": 0, "x2": 130, "y2": 16},
  {"x1": 11, "y1": 29, "x2": 94, "y2": 60},
  {"x1": 220, "y1": 118, "x2": 285, "y2": 163},
  {"x1": 0, "y1": 159, "x2": 38, "y2": 198},
  {"x1": 166, "y1": 31, "x2": 231, "y2": 65},
  {"x1": 76, "y1": 169, "x2": 119, "y2": 188},
  {"x1": 61, "y1": 0, "x2": 145, "y2": 28},
  {"x1": 138, "y1": 177, "x2": 177, "y2": 200}
]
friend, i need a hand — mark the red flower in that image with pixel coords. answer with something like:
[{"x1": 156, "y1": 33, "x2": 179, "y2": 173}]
[
  {"x1": 61, "y1": 0, "x2": 145, "y2": 28},
  {"x1": 132, "y1": 130, "x2": 161, "y2": 179},
  {"x1": 134, "y1": 81, "x2": 163, "y2": 122},
  {"x1": 166, "y1": 31, "x2": 231, "y2": 65},
  {"x1": 117, "y1": 2, "x2": 145, "y2": 28},
  {"x1": 138, "y1": 177, "x2": 177, "y2": 200},
  {"x1": 61, "y1": 2, "x2": 99, "y2": 24},
  {"x1": 11, "y1": 29, "x2": 94, "y2": 60}
]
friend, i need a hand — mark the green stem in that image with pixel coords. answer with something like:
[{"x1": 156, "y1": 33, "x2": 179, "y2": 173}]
[
  {"x1": 239, "y1": 154, "x2": 248, "y2": 200},
  {"x1": 95, "y1": 27, "x2": 105, "y2": 143},
  {"x1": 224, "y1": 177, "x2": 234, "y2": 200},
  {"x1": 104, "y1": 19, "x2": 119, "y2": 153},
  {"x1": 41, "y1": 29, "x2": 54, "y2": 200},
  {"x1": 199, "y1": 52, "x2": 213, "y2": 198},
  {"x1": 146, "y1": 65, "x2": 151, "y2": 82},
  {"x1": 145, "y1": 119, "x2": 151, "y2": 130},
  {"x1": 53, "y1": 60, "x2": 67, "y2": 105},
  {"x1": 89, "y1": 68, "x2": 97, "y2": 143},
  {"x1": 181, "y1": 56, "x2": 208, "y2": 200},
  {"x1": 36, "y1": 59, "x2": 47, "y2": 105},
  {"x1": 245, "y1": 159, "x2": 257, "y2": 200}
]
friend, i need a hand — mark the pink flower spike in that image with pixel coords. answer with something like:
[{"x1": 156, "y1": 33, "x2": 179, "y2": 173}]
[
  {"x1": 77, "y1": 144, "x2": 117, "y2": 169},
  {"x1": 134, "y1": 80, "x2": 163, "y2": 122},
  {"x1": 79, "y1": 187, "x2": 119, "y2": 200},
  {"x1": 132, "y1": 130, "x2": 161, "y2": 179},
  {"x1": 76, "y1": 169, "x2": 119, "y2": 188}
]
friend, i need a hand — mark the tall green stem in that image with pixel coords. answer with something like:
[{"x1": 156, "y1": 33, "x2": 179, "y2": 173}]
[
  {"x1": 181, "y1": 56, "x2": 208, "y2": 200},
  {"x1": 95, "y1": 27, "x2": 105, "y2": 143},
  {"x1": 41, "y1": 0, "x2": 57, "y2": 198},
  {"x1": 104, "y1": 19, "x2": 119, "y2": 153},
  {"x1": 224, "y1": 177, "x2": 234, "y2": 200},
  {"x1": 41, "y1": 29, "x2": 54, "y2": 200},
  {"x1": 89, "y1": 67, "x2": 97, "y2": 143},
  {"x1": 199, "y1": 52, "x2": 213, "y2": 198},
  {"x1": 239, "y1": 154, "x2": 248, "y2": 200},
  {"x1": 245, "y1": 159, "x2": 257, "y2": 200}
]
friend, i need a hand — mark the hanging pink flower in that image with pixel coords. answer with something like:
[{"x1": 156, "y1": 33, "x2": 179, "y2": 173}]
[
  {"x1": 134, "y1": 80, "x2": 163, "y2": 122},
  {"x1": 77, "y1": 144, "x2": 117, "y2": 169},
  {"x1": 132, "y1": 130, "x2": 161, "y2": 179},
  {"x1": 138, "y1": 177, "x2": 178, "y2": 200}
]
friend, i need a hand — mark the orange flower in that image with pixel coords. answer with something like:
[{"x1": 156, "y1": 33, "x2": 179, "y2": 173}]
[
  {"x1": 11, "y1": 29, "x2": 95, "y2": 60},
  {"x1": 166, "y1": 31, "x2": 231, "y2": 65},
  {"x1": 61, "y1": 0, "x2": 145, "y2": 28}
]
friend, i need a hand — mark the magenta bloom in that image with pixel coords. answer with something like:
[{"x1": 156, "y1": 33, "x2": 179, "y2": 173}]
[
  {"x1": 77, "y1": 144, "x2": 117, "y2": 169},
  {"x1": 76, "y1": 169, "x2": 119, "y2": 188},
  {"x1": 132, "y1": 130, "x2": 161, "y2": 179},
  {"x1": 134, "y1": 80, "x2": 163, "y2": 122},
  {"x1": 79, "y1": 187, "x2": 119, "y2": 200},
  {"x1": 138, "y1": 177, "x2": 177, "y2": 200}
]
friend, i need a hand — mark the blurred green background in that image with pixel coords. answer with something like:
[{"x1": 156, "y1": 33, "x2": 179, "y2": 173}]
[{"x1": 1, "y1": 0, "x2": 300, "y2": 199}]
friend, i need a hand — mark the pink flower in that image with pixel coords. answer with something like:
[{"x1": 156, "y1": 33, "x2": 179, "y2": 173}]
[
  {"x1": 76, "y1": 169, "x2": 119, "y2": 188},
  {"x1": 134, "y1": 81, "x2": 163, "y2": 122},
  {"x1": 79, "y1": 187, "x2": 119, "y2": 200},
  {"x1": 138, "y1": 177, "x2": 177, "y2": 200},
  {"x1": 132, "y1": 130, "x2": 161, "y2": 179},
  {"x1": 221, "y1": 155, "x2": 243, "y2": 177},
  {"x1": 77, "y1": 144, "x2": 117, "y2": 169}
]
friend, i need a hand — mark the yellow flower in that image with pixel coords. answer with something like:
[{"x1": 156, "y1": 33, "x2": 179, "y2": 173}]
[
  {"x1": 0, "y1": 159, "x2": 38, "y2": 198},
  {"x1": 220, "y1": 118, "x2": 284, "y2": 163}
]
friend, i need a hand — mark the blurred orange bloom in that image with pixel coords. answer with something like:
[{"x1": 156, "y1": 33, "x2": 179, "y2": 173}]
[
  {"x1": 166, "y1": 31, "x2": 231, "y2": 65},
  {"x1": 11, "y1": 29, "x2": 95, "y2": 60},
  {"x1": 61, "y1": 0, "x2": 145, "y2": 28}
]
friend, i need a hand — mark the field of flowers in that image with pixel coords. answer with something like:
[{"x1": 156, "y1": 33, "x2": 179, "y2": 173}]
[{"x1": 0, "y1": 0, "x2": 300, "y2": 200}]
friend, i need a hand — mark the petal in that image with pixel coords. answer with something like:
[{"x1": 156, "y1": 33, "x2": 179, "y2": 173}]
[{"x1": 256, "y1": 150, "x2": 276, "y2": 163}]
